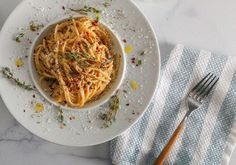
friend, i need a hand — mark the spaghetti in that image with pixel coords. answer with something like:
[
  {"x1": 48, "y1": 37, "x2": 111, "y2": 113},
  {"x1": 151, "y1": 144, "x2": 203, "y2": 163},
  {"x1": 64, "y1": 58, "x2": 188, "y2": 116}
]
[{"x1": 34, "y1": 17, "x2": 116, "y2": 108}]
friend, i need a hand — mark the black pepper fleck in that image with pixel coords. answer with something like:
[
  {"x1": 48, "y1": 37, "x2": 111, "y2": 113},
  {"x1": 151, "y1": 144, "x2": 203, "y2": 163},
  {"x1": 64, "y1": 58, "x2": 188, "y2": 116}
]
[{"x1": 123, "y1": 90, "x2": 128, "y2": 93}]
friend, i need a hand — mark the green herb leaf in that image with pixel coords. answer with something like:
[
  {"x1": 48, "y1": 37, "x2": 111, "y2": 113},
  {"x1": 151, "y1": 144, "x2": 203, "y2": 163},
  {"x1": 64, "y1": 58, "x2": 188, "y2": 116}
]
[
  {"x1": 67, "y1": 53, "x2": 79, "y2": 61},
  {"x1": 137, "y1": 60, "x2": 142, "y2": 66},
  {"x1": 29, "y1": 21, "x2": 44, "y2": 32},
  {"x1": 81, "y1": 52, "x2": 91, "y2": 58},
  {"x1": 96, "y1": 13, "x2": 101, "y2": 22},
  {"x1": 66, "y1": 52, "x2": 92, "y2": 61},
  {"x1": 15, "y1": 33, "x2": 25, "y2": 43},
  {"x1": 103, "y1": 2, "x2": 111, "y2": 8},
  {"x1": 68, "y1": 15, "x2": 74, "y2": 20},
  {"x1": 103, "y1": 0, "x2": 112, "y2": 7},
  {"x1": 140, "y1": 50, "x2": 146, "y2": 56},
  {"x1": 1, "y1": 67, "x2": 34, "y2": 90},
  {"x1": 99, "y1": 91, "x2": 120, "y2": 128},
  {"x1": 57, "y1": 107, "x2": 66, "y2": 126},
  {"x1": 70, "y1": 6, "x2": 101, "y2": 15}
]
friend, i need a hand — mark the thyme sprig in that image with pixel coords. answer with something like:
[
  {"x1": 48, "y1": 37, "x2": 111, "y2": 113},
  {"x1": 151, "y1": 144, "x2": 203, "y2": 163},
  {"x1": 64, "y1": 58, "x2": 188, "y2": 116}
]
[
  {"x1": 1, "y1": 67, "x2": 34, "y2": 91},
  {"x1": 70, "y1": 6, "x2": 101, "y2": 15},
  {"x1": 103, "y1": 0, "x2": 112, "y2": 7},
  {"x1": 66, "y1": 52, "x2": 94, "y2": 61},
  {"x1": 103, "y1": 2, "x2": 111, "y2": 8},
  {"x1": 67, "y1": 52, "x2": 79, "y2": 61},
  {"x1": 15, "y1": 33, "x2": 25, "y2": 43},
  {"x1": 29, "y1": 21, "x2": 44, "y2": 32},
  {"x1": 100, "y1": 91, "x2": 120, "y2": 128},
  {"x1": 57, "y1": 107, "x2": 66, "y2": 126},
  {"x1": 67, "y1": 52, "x2": 97, "y2": 69}
]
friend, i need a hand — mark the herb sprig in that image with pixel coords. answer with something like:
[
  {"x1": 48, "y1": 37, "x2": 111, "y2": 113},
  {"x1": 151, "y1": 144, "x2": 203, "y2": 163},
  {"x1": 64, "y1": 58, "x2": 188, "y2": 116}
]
[
  {"x1": 70, "y1": 6, "x2": 101, "y2": 15},
  {"x1": 103, "y1": 0, "x2": 112, "y2": 8},
  {"x1": 103, "y1": 2, "x2": 111, "y2": 8},
  {"x1": 67, "y1": 53, "x2": 79, "y2": 61},
  {"x1": 1, "y1": 67, "x2": 34, "y2": 90},
  {"x1": 140, "y1": 50, "x2": 146, "y2": 56},
  {"x1": 57, "y1": 107, "x2": 66, "y2": 126},
  {"x1": 15, "y1": 33, "x2": 25, "y2": 43},
  {"x1": 137, "y1": 59, "x2": 142, "y2": 66},
  {"x1": 100, "y1": 91, "x2": 120, "y2": 128},
  {"x1": 66, "y1": 52, "x2": 93, "y2": 61},
  {"x1": 29, "y1": 21, "x2": 44, "y2": 32},
  {"x1": 66, "y1": 52, "x2": 95, "y2": 68}
]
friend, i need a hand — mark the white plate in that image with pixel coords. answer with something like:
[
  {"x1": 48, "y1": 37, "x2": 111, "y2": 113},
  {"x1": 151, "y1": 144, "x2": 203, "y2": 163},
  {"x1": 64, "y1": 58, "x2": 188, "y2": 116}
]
[{"x1": 0, "y1": 0, "x2": 160, "y2": 146}]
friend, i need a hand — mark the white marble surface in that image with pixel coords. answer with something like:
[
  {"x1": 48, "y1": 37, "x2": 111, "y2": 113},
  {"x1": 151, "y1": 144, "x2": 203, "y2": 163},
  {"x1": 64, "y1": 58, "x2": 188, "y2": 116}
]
[{"x1": 0, "y1": 0, "x2": 236, "y2": 164}]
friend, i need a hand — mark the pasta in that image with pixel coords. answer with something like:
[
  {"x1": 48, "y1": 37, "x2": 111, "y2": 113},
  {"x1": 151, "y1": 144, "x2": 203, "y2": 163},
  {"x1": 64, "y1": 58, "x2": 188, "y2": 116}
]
[{"x1": 34, "y1": 17, "x2": 117, "y2": 108}]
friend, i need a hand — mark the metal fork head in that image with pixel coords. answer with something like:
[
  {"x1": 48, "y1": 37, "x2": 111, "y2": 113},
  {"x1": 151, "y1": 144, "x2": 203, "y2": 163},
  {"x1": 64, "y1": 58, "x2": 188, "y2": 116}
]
[{"x1": 188, "y1": 73, "x2": 219, "y2": 104}]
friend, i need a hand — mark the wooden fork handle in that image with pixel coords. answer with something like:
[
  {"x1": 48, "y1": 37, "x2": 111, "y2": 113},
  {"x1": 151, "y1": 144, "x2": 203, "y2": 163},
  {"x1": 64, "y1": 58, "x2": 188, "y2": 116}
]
[{"x1": 153, "y1": 120, "x2": 185, "y2": 165}]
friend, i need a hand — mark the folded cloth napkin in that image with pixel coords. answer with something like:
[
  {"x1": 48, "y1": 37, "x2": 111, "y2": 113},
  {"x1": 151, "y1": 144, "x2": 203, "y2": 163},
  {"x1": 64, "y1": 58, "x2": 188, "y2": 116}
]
[{"x1": 110, "y1": 44, "x2": 236, "y2": 165}]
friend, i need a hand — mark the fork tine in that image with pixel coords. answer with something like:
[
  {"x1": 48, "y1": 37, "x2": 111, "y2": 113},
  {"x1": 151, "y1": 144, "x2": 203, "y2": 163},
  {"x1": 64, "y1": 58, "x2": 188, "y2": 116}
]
[
  {"x1": 198, "y1": 75, "x2": 217, "y2": 96},
  {"x1": 191, "y1": 73, "x2": 211, "y2": 93},
  {"x1": 195, "y1": 73, "x2": 214, "y2": 95},
  {"x1": 202, "y1": 77, "x2": 219, "y2": 98}
]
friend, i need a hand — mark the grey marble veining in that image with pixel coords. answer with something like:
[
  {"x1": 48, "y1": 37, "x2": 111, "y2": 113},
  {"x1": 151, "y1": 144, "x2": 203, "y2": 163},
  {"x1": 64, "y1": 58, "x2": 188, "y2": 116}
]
[
  {"x1": 1, "y1": 0, "x2": 236, "y2": 164},
  {"x1": 0, "y1": 97, "x2": 110, "y2": 165}
]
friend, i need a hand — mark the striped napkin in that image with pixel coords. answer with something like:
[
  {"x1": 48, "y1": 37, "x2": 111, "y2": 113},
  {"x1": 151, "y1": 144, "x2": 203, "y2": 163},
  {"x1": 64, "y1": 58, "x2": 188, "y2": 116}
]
[{"x1": 110, "y1": 44, "x2": 236, "y2": 165}]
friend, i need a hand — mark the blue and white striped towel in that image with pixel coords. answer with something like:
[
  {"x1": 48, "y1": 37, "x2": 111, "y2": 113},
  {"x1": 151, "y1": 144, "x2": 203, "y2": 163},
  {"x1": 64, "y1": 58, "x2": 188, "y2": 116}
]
[{"x1": 110, "y1": 44, "x2": 236, "y2": 165}]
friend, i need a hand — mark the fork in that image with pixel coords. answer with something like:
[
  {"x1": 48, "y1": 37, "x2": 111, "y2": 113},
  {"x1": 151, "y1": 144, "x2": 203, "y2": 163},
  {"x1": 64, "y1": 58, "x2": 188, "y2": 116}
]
[{"x1": 154, "y1": 73, "x2": 219, "y2": 165}]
